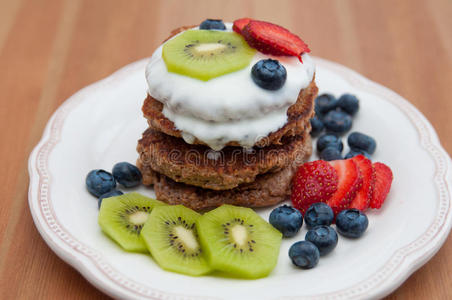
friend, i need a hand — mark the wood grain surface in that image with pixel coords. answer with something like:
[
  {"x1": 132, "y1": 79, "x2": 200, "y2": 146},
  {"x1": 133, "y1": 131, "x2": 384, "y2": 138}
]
[{"x1": 1, "y1": 0, "x2": 451, "y2": 298}]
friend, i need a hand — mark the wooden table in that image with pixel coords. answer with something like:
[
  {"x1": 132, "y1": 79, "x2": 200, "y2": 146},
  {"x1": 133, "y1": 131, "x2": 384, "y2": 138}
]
[{"x1": 1, "y1": 0, "x2": 451, "y2": 298}]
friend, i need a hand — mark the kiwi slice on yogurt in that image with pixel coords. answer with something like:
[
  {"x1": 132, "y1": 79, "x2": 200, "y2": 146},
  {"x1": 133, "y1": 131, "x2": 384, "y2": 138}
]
[
  {"x1": 196, "y1": 205, "x2": 282, "y2": 279},
  {"x1": 141, "y1": 205, "x2": 212, "y2": 276},
  {"x1": 162, "y1": 30, "x2": 255, "y2": 81},
  {"x1": 98, "y1": 192, "x2": 165, "y2": 253}
]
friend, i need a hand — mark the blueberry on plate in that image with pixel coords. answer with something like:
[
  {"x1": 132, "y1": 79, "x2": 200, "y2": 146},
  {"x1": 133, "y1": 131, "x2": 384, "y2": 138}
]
[
  {"x1": 289, "y1": 241, "x2": 320, "y2": 269},
  {"x1": 304, "y1": 202, "x2": 334, "y2": 229},
  {"x1": 337, "y1": 94, "x2": 359, "y2": 116},
  {"x1": 319, "y1": 147, "x2": 343, "y2": 161},
  {"x1": 347, "y1": 132, "x2": 377, "y2": 155},
  {"x1": 112, "y1": 162, "x2": 143, "y2": 188},
  {"x1": 86, "y1": 169, "x2": 116, "y2": 197},
  {"x1": 98, "y1": 189, "x2": 123, "y2": 209},
  {"x1": 336, "y1": 209, "x2": 369, "y2": 238},
  {"x1": 344, "y1": 149, "x2": 371, "y2": 159},
  {"x1": 269, "y1": 205, "x2": 303, "y2": 238},
  {"x1": 199, "y1": 19, "x2": 226, "y2": 30},
  {"x1": 316, "y1": 134, "x2": 343, "y2": 153},
  {"x1": 310, "y1": 117, "x2": 324, "y2": 137},
  {"x1": 305, "y1": 225, "x2": 338, "y2": 256},
  {"x1": 251, "y1": 59, "x2": 287, "y2": 90},
  {"x1": 323, "y1": 110, "x2": 353, "y2": 135},
  {"x1": 314, "y1": 93, "x2": 338, "y2": 116}
]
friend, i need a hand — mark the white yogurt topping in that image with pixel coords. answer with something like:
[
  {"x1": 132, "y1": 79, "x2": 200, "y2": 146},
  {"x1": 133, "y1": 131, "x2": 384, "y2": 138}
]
[{"x1": 145, "y1": 23, "x2": 315, "y2": 150}]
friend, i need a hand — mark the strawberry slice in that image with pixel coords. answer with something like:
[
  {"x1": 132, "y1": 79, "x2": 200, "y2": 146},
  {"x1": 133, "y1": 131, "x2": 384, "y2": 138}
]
[
  {"x1": 241, "y1": 20, "x2": 310, "y2": 62},
  {"x1": 349, "y1": 155, "x2": 375, "y2": 211},
  {"x1": 327, "y1": 159, "x2": 363, "y2": 215},
  {"x1": 291, "y1": 160, "x2": 338, "y2": 214},
  {"x1": 370, "y1": 162, "x2": 393, "y2": 209},
  {"x1": 233, "y1": 18, "x2": 252, "y2": 34}
]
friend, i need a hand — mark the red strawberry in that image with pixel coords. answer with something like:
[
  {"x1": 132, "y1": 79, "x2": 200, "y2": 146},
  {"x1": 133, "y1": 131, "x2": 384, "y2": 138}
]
[
  {"x1": 370, "y1": 162, "x2": 393, "y2": 209},
  {"x1": 349, "y1": 155, "x2": 375, "y2": 211},
  {"x1": 291, "y1": 160, "x2": 338, "y2": 214},
  {"x1": 327, "y1": 159, "x2": 363, "y2": 215},
  {"x1": 233, "y1": 18, "x2": 252, "y2": 34},
  {"x1": 241, "y1": 20, "x2": 310, "y2": 62}
]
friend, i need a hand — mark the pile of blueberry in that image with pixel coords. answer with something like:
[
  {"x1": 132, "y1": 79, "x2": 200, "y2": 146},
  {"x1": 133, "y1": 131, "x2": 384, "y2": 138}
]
[
  {"x1": 85, "y1": 162, "x2": 143, "y2": 208},
  {"x1": 310, "y1": 93, "x2": 377, "y2": 161},
  {"x1": 269, "y1": 203, "x2": 368, "y2": 269}
]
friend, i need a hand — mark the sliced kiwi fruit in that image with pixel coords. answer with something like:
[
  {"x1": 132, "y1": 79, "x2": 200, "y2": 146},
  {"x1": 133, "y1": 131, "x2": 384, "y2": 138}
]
[
  {"x1": 196, "y1": 205, "x2": 282, "y2": 279},
  {"x1": 98, "y1": 192, "x2": 166, "y2": 253},
  {"x1": 162, "y1": 30, "x2": 256, "y2": 81},
  {"x1": 141, "y1": 205, "x2": 212, "y2": 276}
]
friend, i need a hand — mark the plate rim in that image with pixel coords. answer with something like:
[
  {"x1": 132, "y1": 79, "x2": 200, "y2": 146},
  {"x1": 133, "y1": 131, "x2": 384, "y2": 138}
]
[{"x1": 28, "y1": 57, "x2": 452, "y2": 300}]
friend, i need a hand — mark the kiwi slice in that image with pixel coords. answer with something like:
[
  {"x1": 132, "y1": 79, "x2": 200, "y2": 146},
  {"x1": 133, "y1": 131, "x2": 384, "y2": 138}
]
[
  {"x1": 162, "y1": 30, "x2": 256, "y2": 81},
  {"x1": 141, "y1": 205, "x2": 212, "y2": 276},
  {"x1": 98, "y1": 192, "x2": 166, "y2": 253},
  {"x1": 196, "y1": 205, "x2": 282, "y2": 279}
]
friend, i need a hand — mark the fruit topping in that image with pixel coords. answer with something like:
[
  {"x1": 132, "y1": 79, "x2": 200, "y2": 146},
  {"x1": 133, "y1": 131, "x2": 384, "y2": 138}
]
[
  {"x1": 315, "y1": 93, "x2": 338, "y2": 116},
  {"x1": 162, "y1": 30, "x2": 255, "y2": 81},
  {"x1": 141, "y1": 205, "x2": 212, "y2": 276},
  {"x1": 251, "y1": 59, "x2": 287, "y2": 90},
  {"x1": 323, "y1": 110, "x2": 353, "y2": 135},
  {"x1": 349, "y1": 155, "x2": 375, "y2": 211},
  {"x1": 98, "y1": 193, "x2": 165, "y2": 252},
  {"x1": 370, "y1": 162, "x2": 393, "y2": 209},
  {"x1": 320, "y1": 147, "x2": 343, "y2": 161},
  {"x1": 335, "y1": 209, "x2": 368, "y2": 238},
  {"x1": 344, "y1": 149, "x2": 371, "y2": 159},
  {"x1": 199, "y1": 19, "x2": 226, "y2": 30},
  {"x1": 239, "y1": 20, "x2": 310, "y2": 62},
  {"x1": 317, "y1": 134, "x2": 344, "y2": 153},
  {"x1": 348, "y1": 132, "x2": 377, "y2": 155},
  {"x1": 112, "y1": 162, "x2": 142, "y2": 188},
  {"x1": 86, "y1": 169, "x2": 116, "y2": 197},
  {"x1": 196, "y1": 205, "x2": 282, "y2": 279},
  {"x1": 304, "y1": 203, "x2": 335, "y2": 229},
  {"x1": 269, "y1": 205, "x2": 303, "y2": 238},
  {"x1": 291, "y1": 161, "x2": 339, "y2": 214},
  {"x1": 289, "y1": 241, "x2": 320, "y2": 269},
  {"x1": 305, "y1": 225, "x2": 338, "y2": 256},
  {"x1": 232, "y1": 18, "x2": 252, "y2": 33},
  {"x1": 337, "y1": 94, "x2": 359, "y2": 116},
  {"x1": 310, "y1": 116, "x2": 324, "y2": 137},
  {"x1": 98, "y1": 189, "x2": 123, "y2": 209}
]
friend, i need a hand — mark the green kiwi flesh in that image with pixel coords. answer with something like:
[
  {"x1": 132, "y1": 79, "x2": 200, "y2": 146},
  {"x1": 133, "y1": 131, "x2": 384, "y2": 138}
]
[
  {"x1": 141, "y1": 205, "x2": 212, "y2": 276},
  {"x1": 196, "y1": 204, "x2": 282, "y2": 279},
  {"x1": 162, "y1": 30, "x2": 256, "y2": 81},
  {"x1": 98, "y1": 192, "x2": 166, "y2": 253}
]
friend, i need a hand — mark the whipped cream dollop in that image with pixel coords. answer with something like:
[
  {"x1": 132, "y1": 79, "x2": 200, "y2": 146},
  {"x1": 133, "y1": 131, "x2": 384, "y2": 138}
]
[{"x1": 145, "y1": 23, "x2": 315, "y2": 150}]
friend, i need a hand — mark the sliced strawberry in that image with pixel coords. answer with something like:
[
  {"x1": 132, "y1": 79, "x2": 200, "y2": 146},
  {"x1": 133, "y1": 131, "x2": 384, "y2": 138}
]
[
  {"x1": 370, "y1": 162, "x2": 393, "y2": 209},
  {"x1": 241, "y1": 20, "x2": 310, "y2": 62},
  {"x1": 233, "y1": 18, "x2": 252, "y2": 34},
  {"x1": 327, "y1": 159, "x2": 363, "y2": 215},
  {"x1": 349, "y1": 155, "x2": 375, "y2": 211},
  {"x1": 291, "y1": 160, "x2": 338, "y2": 214}
]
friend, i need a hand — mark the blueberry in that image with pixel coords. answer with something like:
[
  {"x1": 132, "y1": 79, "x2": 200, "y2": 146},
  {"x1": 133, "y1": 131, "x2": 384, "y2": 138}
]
[
  {"x1": 320, "y1": 147, "x2": 343, "y2": 161},
  {"x1": 337, "y1": 94, "x2": 359, "y2": 116},
  {"x1": 305, "y1": 202, "x2": 334, "y2": 229},
  {"x1": 317, "y1": 134, "x2": 343, "y2": 153},
  {"x1": 310, "y1": 117, "x2": 324, "y2": 137},
  {"x1": 199, "y1": 19, "x2": 226, "y2": 30},
  {"x1": 323, "y1": 110, "x2": 352, "y2": 135},
  {"x1": 315, "y1": 94, "x2": 338, "y2": 116},
  {"x1": 344, "y1": 149, "x2": 371, "y2": 159},
  {"x1": 98, "y1": 190, "x2": 123, "y2": 209},
  {"x1": 86, "y1": 169, "x2": 116, "y2": 197},
  {"x1": 347, "y1": 132, "x2": 377, "y2": 155},
  {"x1": 251, "y1": 59, "x2": 287, "y2": 90},
  {"x1": 269, "y1": 205, "x2": 303, "y2": 238},
  {"x1": 289, "y1": 241, "x2": 320, "y2": 269},
  {"x1": 112, "y1": 162, "x2": 143, "y2": 188},
  {"x1": 305, "y1": 226, "x2": 338, "y2": 256},
  {"x1": 336, "y1": 209, "x2": 369, "y2": 238}
]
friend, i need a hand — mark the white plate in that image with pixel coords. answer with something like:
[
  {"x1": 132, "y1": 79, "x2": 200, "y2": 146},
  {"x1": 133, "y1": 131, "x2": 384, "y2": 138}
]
[{"x1": 28, "y1": 57, "x2": 452, "y2": 300}]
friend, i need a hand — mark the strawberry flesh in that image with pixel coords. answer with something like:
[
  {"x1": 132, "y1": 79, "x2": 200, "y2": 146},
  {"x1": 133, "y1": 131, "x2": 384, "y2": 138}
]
[
  {"x1": 350, "y1": 155, "x2": 375, "y2": 211},
  {"x1": 233, "y1": 18, "x2": 252, "y2": 34},
  {"x1": 370, "y1": 162, "x2": 393, "y2": 209},
  {"x1": 291, "y1": 160, "x2": 338, "y2": 214}
]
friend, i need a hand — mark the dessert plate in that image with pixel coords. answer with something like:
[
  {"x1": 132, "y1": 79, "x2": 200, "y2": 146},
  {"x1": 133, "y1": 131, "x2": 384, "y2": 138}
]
[{"x1": 28, "y1": 57, "x2": 452, "y2": 300}]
